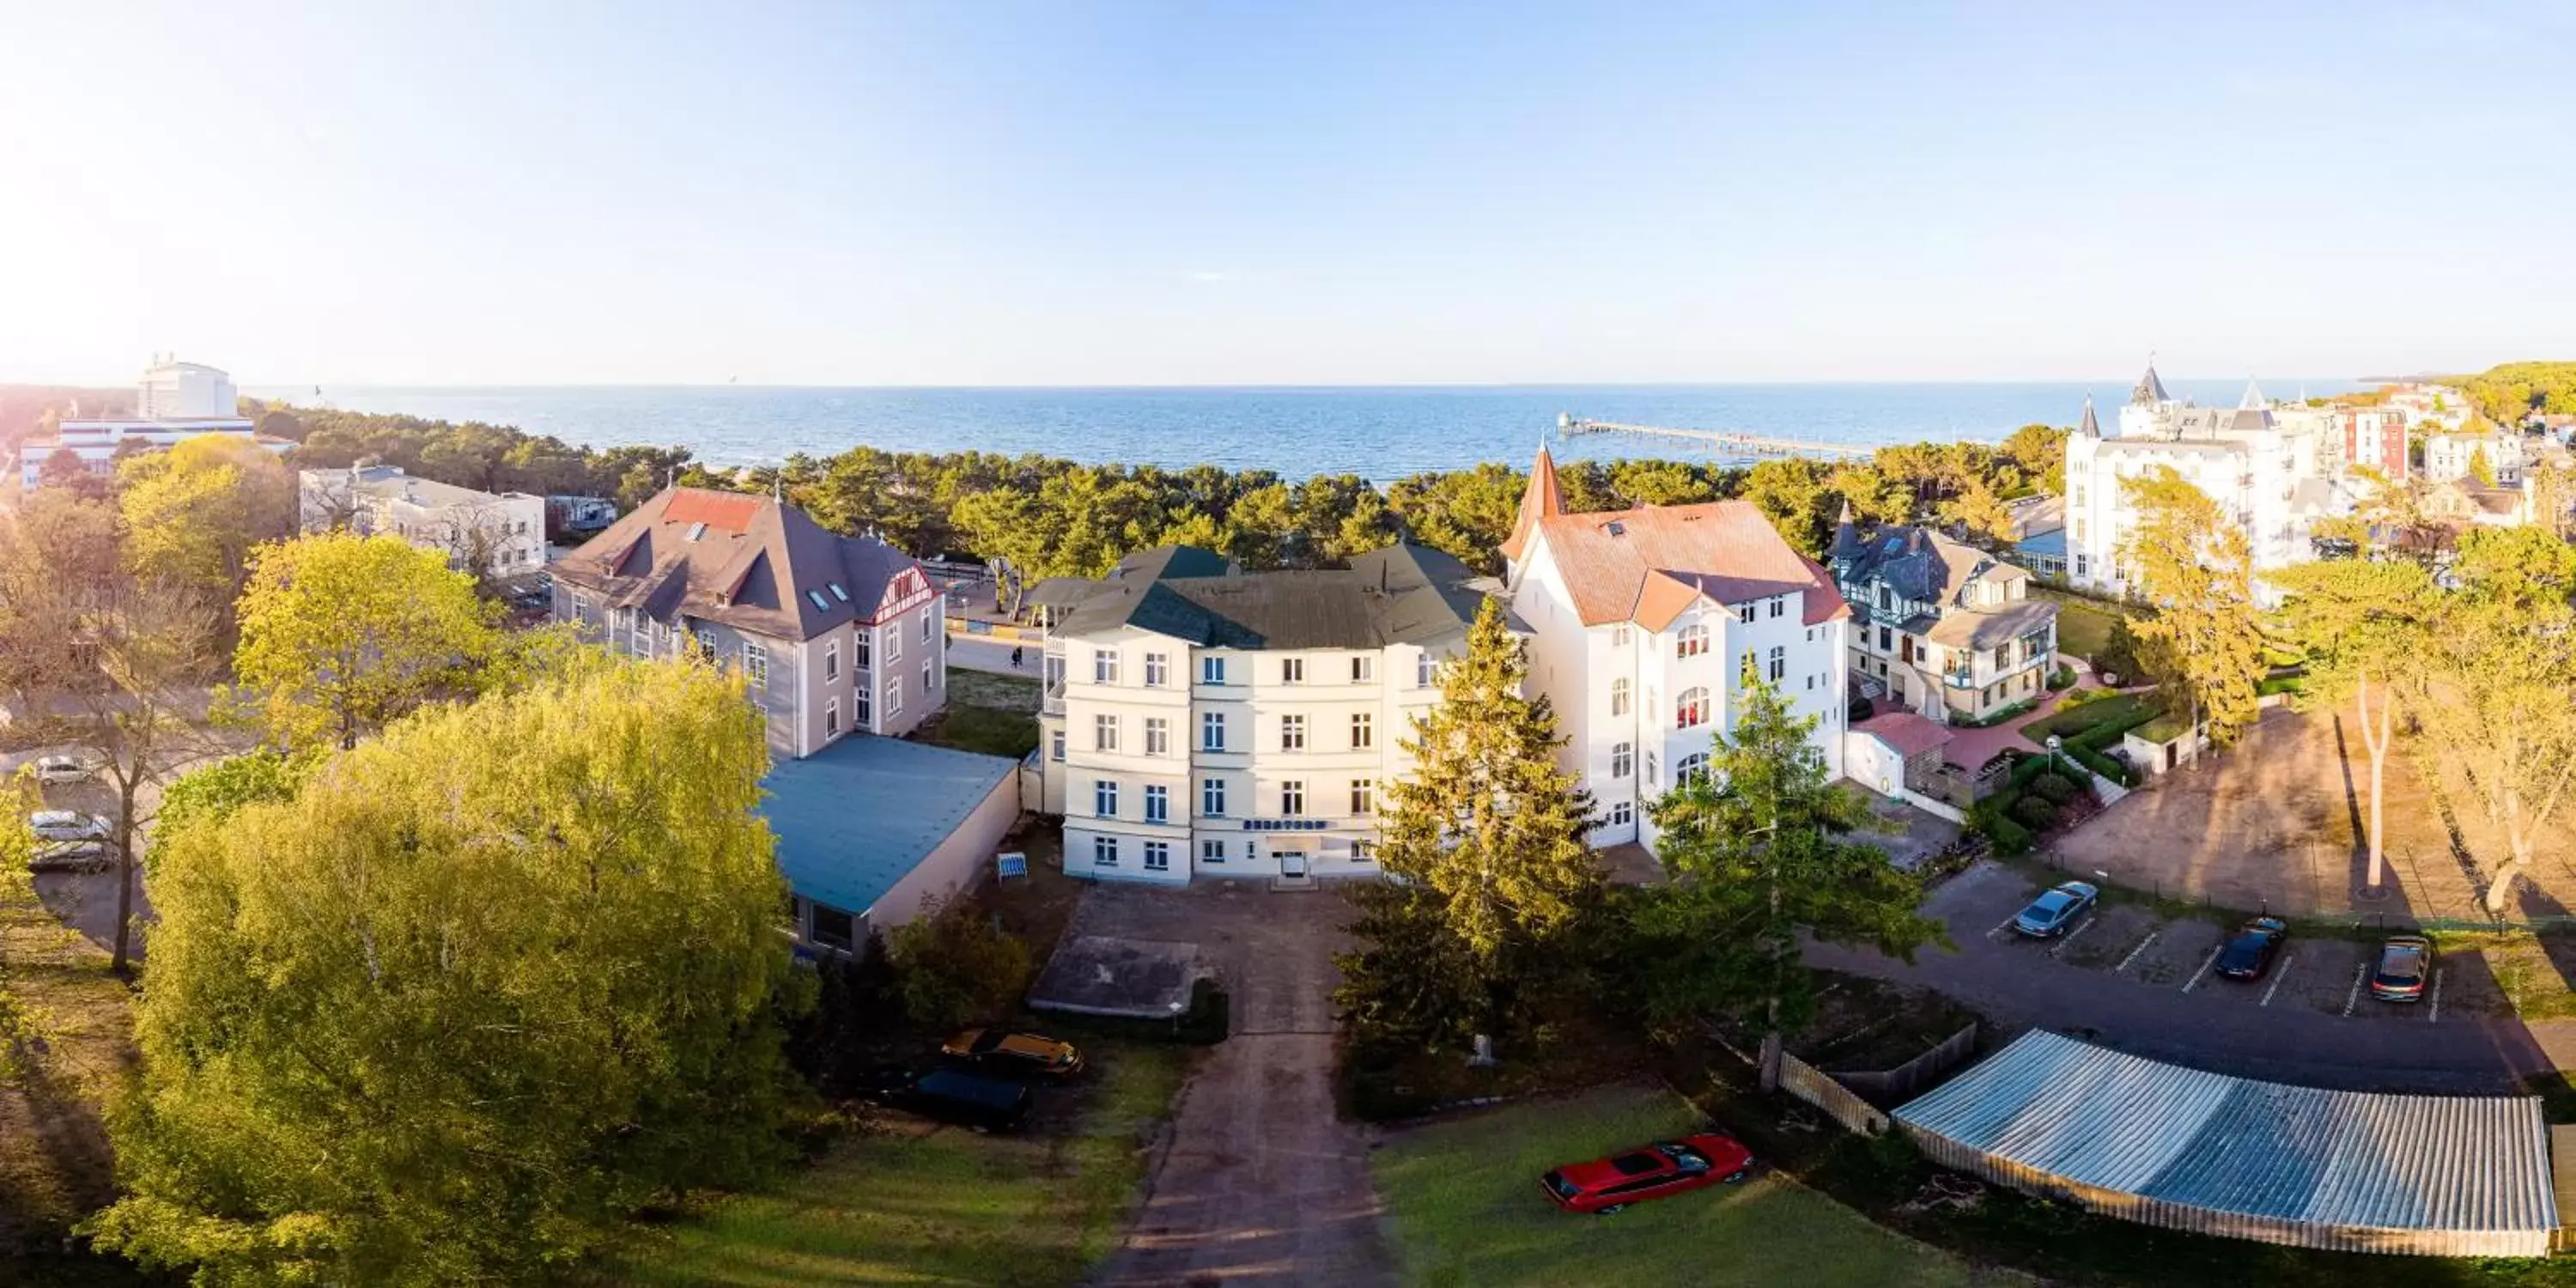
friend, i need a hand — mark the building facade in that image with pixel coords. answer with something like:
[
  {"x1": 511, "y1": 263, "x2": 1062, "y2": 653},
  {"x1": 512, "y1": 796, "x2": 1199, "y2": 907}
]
[
  {"x1": 550, "y1": 487, "x2": 946, "y2": 759},
  {"x1": 136, "y1": 356, "x2": 239, "y2": 419},
  {"x1": 1828, "y1": 514, "x2": 2058, "y2": 725},
  {"x1": 2423, "y1": 428, "x2": 2526, "y2": 486},
  {"x1": 1501, "y1": 447, "x2": 1851, "y2": 850},
  {"x1": 1032, "y1": 544, "x2": 1489, "y2": 885},
  {"x1": 15, "y1": 356, "x2": 282, "y2": 489},
  {"x1": 301, "y1": 465, "x2": 548, "y2": 578}
]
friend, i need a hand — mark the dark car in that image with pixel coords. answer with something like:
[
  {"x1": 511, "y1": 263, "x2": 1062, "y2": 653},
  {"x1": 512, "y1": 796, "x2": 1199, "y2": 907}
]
[
  {"x1": 1539, "y1": 1134, "x2": 1755, "y2": 1215},
  {"x1": 2013, "y1": 881, "x2": 2098, "y2": 938},
  {"x1": 2215, "y1": 916, "x2": 2289, "y2": 981},
  {"x1": 2371, "y1": 934, "x2": 2434, "y2": 1002},
  {"x1": 858, "y1": 1066, "x2": 1034, "y2": 1133}
]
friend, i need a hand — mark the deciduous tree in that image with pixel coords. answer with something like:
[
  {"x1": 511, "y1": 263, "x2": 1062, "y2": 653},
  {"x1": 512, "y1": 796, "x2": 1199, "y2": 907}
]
[
  {"x1": 2118, "y1": 465, "x2": 2265, "y2": 748},
  {"x1": 2268, "y1": 558, "x2": 2438, "y2": 894},
  {"x1": 1335, "y1": 598, "x2": 1602, "y2": 1049},
  {"x1": 228, "y1": 532, "x2": 504, "y2": 750},
  {"x1": 1640, "y1": 676, "x2": 1941, "y2": 1088},
  {"x1": 89, "y1": 658, "x2": 805, "y2": 1286},
  {"x1": 116, "y1": 434, "x2": 297, "y2": 615}
]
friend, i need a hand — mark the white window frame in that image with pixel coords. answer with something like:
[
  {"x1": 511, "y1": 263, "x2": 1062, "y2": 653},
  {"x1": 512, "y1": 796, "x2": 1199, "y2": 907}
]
[
  {"x1": 1202, "y1": 777, "x2": 1226, "y2": 817},
  {"x1": 1611, "y1": 742, "x2": 1632, "y2": 779},
  {"x1": 1093, "y1": 648, "x2": 1119, "y2": 684},
  {"x1": 1145, "y1": 652, "x2": 1169, "y2": 687},
  {"x1": 825, "y1": 696, "x2": 841, "y2": 738},
  {"x1": 1280, "y1": 714, "x2": 1306, "y2": 751},
  {"x1": 1281, "y1": 657, "x2": 1304, "y2": 684},
  {"x1": 855, "y1": 631, "x2": 872, "y2": 669},
  {"x1": 1416, "y1": 652, "x2": 1436, "y2": 688},
  {"x1": 823, "y1": 640, "x2": 840, "y2": 682},
  {"x1": 1144, "y1": 785, "x2": 1168, "y2": 824},
  {"x1": 1094, "y1": 780, "x2": 1118, "y2": 818},
  {"x1": 1200, "y1": 839, "x2": 1226, "y2": 865},
  {"x1": 1281, "y1": 780, "x2": 1304, "y2": 817},
  {"x1": 1145, "y1": 716, "x2": 1170, "y2": 756},
  {"x1": 1351, "y1": 655, "x2": 1374, "y2": 683},
  {"x1": 1095, "y1": 714, "x2": 1120, "y2": 752},
  {"x1": 1611, "y1": 677, "x2": 1630, "y2": 716},
  {"x1": 1676, "y1": 687, "x2": 1709, "y2": 730},
  {"x1": 1093, "y1": 835, "x2": 1119, "y2": 866},
  {"x1": 742, "y1": 640, "x2": 769, "y2": 689},
  {"x1": 1201, "y1": 711, "x2": 1225, "y2": 751},
  {"x1": 1201, "y1": 655, "x2": 1226, "y2": 685},
  {"x1": 1048, "y1": 728, "x2": 1066, "y2": 761},
  {"x1": 1351, "y1": 711, "x2": 1372, "y2": 750},
  {"x1": 887, "y1": 676, "x2": 902, "y2": 713},
  {"x1": 1350, "y1": 779, "x2": 1373, "y2": 816},
  {"x1": 1676, "y1": 622, "x2": 1710, "y2": 659},
  {"x1": 1143, "y1": 840, "x2": 1170, "y2": 872}
]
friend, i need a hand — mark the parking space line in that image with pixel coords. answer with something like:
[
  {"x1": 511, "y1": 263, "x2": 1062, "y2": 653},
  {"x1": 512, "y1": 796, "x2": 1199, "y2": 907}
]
[
  {"x1": 2342, "y1": 963, "x2": 2366, "y2": 1017},
  {"x1": 2047, "y1": 916, "x2": 2099, "y2": 958},
  {"x1": 2429, "y1": 969, "x2": 2445, "y2": 1024},
  {"x1": 2181, "y1": 945, "x2": 2224, "y2": 993},
  {"x1": 1986, "y1": 914, "x2": 2021, "y2": 942},
  {"x1": 2260, "y1": 954, "x2": 2297, "y2": 1007},
  {"x1": 2114, "y1": 931, "x2": 2159, "y2": 975}
]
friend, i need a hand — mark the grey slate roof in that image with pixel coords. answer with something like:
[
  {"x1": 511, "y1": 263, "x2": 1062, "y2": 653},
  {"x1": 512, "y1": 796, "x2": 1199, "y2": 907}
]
[
  {"x1": 1050, "y1": 544, "x2": 1490, "y2": 649},
  {"x1": 1896, "y1": 1030, "x2": 2556, "y2": 1249},
  {"x1": 2132, "y1": 362, "x2": 2171, "y2": 405},
  {"x1": 2077, "y1": 396, "x2": 2101, "y2": 438},
  {"x1": 552, "y1": 487, "x2": 925, "y2": 641},
  {"x1": 1832, "y1": 524, "x2": 1992, "y2": 605}
]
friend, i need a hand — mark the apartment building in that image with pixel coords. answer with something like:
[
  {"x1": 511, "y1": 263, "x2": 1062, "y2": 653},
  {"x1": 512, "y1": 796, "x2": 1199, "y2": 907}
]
[
  {"x1": 1827, "y1": 513, "x2": 2057, "y2": 725},
  {"x1": 1031, "y1": 544, "x2": 1491, "y2": 884},
  {"x1": 301, "y1": 465, "x2": 548, "y2": 578},
  {"x1": 15, "y1": 356, "x2": 284, "y2": 489},
  {"x1": 550, "y1": 487, "x2": 945, "y2": 759},
  {"x1": 1500, "y1": 447, "x2": 1851, "y2": 850},
  {"x1": 2423, "y1": 428, "x2": 2526, "y2": 486}
]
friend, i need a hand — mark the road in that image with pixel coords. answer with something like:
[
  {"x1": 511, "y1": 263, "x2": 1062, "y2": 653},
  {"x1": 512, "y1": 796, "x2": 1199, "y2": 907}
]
[
  {"x1": 946, "y1": 633, "x2": 1040, "y2": 678},
  {"x1": 1810, "y1": 860, "x2": 2576, "y2": 1093}
]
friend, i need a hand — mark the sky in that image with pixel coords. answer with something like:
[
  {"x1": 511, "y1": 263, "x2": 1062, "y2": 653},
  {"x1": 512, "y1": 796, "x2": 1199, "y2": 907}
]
[{"x1": 3, "y1": 1, "x2": 2572, "y2": 388}]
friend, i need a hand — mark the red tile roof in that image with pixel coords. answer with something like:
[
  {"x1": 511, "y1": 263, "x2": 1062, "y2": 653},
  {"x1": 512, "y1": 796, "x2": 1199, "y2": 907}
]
[
  {"x1": 664, "y1": 489, "x2": 763, "y2": 532},
  {"x1": 1500, "y1": 445, "x2": 1564, "y2": 562},
  {"x1": 553, "y1": 487, "x2": 927, "y2": 641},
  {"x1": 1523, "y1": 501, "x2": 1850, "y2": 629},
  {"x1": 1853, "y1": 712, "x2": 1953, "y2": 757}
]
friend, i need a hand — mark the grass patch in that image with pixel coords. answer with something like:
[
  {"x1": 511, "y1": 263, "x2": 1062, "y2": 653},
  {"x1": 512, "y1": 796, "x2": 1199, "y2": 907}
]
[
  {"x1": 946, "y1": 669, "x2": 1040, "y2": 713},
  {"x1": 1374, "y1": 1084, "x2": 1970, "y2": 1287},
  {"x1": 2033, "y1": 591, "x2": 2125, "y2": 663},
  {"x1": 914, "y1": 703, "x2": 1040, "y2": 759},
  {"x1": 2021, "y1": 692, "x2": 2149, "y2": 744},
  {"x1": 612, "y1": 1039, "x2": 1190, "y2": 1287}
]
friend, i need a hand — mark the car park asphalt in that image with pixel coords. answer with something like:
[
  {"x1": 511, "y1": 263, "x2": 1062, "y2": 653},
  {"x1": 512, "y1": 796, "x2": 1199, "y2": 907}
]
[{"x1": 1807, "y1": 860, "x2": 2576, "y2": 1094}]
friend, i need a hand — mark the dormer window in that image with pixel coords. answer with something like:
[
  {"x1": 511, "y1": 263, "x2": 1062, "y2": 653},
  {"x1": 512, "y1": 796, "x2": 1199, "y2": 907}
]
[
  {"x1": 685, "y1": 522, "x2": 708, "y2": 542},
  {"x1": 806, "y1": 590, "x2": 829, "y2": 611},
  {"x1": 829, "y1": 583, "x2": 849, "y2": 601}
]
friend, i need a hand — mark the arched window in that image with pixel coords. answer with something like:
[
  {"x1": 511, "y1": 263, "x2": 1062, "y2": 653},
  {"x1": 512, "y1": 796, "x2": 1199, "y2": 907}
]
[
  {"x1": 1675, "y1": 687, "x2": 1709, "y2": 730},
  {"x1": 1676, "y1": 752, "x2": 1710, "y2": 785},
  {"x1": 1675, "y1": 623, "x2": 1710, "y2": 659},
  {"x1": 1610, "y1": 677, "x2": 1631, "y2": 716}
]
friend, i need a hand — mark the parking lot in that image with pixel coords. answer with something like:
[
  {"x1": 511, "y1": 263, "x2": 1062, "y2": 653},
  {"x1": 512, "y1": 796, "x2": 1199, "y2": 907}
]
[
  {"x1": 1807, "y1": 861, "x2": 2573, "y2": 1093},
  {"x1": 6, "y1": 746, "x2": 157, "y2": 957}
]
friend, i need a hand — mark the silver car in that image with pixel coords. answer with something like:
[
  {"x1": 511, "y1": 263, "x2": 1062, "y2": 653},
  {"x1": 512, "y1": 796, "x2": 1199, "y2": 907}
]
[
  {"x1": 33, "y1": 754, "x2": 100, "y2": 785},
  {"x1": 29, "y1": 810, "x2": 110, "y2": 842}
]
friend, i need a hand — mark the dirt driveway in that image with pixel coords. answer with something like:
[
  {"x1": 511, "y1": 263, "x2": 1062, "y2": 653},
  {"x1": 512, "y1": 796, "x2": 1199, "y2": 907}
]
[{"x1": 1082, "y1": 878, "x2": 1396, "y2": 1287}]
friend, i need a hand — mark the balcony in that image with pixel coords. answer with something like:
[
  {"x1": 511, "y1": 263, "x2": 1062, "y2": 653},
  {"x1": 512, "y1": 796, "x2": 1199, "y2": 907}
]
[{"x1": 1042, "y1": 679, "x2": 1066, "y2": 717}]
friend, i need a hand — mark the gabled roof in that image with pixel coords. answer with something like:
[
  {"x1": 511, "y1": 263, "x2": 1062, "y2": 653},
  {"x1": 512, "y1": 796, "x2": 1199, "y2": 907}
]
[
  {"x1": 1049, "y1": 544, "x2": 1492, "y2": 650},
  {"x1": 1522, "y1": 501, "x2": 1848, "y2": 630},
  {"x1": 1500, "y1": 445, "x2": 1565, "y2": 562},
  {"x1": 1853, "y1": 711, "x2": 1953, "y2": 757},
  {"x1": 551, "y1": 486, "x2": 927, "y2": 641}
]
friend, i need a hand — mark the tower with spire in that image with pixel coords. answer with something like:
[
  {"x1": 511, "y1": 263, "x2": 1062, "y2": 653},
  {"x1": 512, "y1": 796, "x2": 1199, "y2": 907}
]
[
  {"x1": 2118, "y1": 357, "x2": 2181, "y2": 439},
  {"x1": 1498, "y1": 440, "x2": 1564, "y2": 577}
]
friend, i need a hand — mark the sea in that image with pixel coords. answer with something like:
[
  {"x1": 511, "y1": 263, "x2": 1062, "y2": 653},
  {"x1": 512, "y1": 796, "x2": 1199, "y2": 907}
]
[{"x1": 242, "y1": 380, "x2": 2360, "y2": 481}]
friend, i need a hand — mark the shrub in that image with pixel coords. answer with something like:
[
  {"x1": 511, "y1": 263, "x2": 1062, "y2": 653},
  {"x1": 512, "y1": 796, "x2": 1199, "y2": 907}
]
[
  {"x1": 1978, "y1": 812, "x2": 2033, "y2": 855},
  {"x1": 885, "y1": 894, "x2": 1035, "y2": 1031},
  {"x1": 2010, "y1": 795, "x2": 2060, "y2": 831},
  {"x1": 2046, "y1": 666, "x2": 2077, "y2": 690},
  {"x1": 2029, "y1": 773, "x2": 2081, "y2": 806},
  {"x1": 2069, "y1": 744, "x2": 2130, "y2": 787}
]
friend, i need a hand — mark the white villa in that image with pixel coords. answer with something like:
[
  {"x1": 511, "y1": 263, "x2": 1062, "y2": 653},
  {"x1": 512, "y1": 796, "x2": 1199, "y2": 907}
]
[
  {"x1": 1499, "y1": 446, "x2": 1851, "y2": 849},
  {"x1": 1827, "y1": 512, "x2": 2057, "y2": 725},
  {"x1": 301, "y1": 465, "x2": 548, "y2": 579},
  {"x1": 1030, "y1": 544, "x2": 1491, "y2": 885},
  {"x1": 2422, "y1": 427, "x2": 2526, "y2": 486}
]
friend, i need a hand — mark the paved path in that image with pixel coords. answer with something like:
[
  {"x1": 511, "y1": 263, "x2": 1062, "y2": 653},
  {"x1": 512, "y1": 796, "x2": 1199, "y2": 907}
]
[
  {"x1": 947, "y1": 633, "x2": 1040, "y2": 677},
  {"x1": 1078, "y1": 880, "x2": 1398, "y2": 1287},
  {"x1": 1811, "y1": 860, "x2": 2576, "y2": 1094}
]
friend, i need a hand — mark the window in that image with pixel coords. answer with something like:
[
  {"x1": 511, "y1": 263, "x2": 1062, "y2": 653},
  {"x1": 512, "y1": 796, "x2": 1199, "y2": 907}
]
[
  {"x1": 1675, "y1": 687, "x2": 1709, "y2": 729},
  {"x1": 1144, "y1": 785, "x2": 1168, "y2": 823},
  {"x1": 1093, "y1": 835, "x2": 1119, "y2": 866},
  {"x1": 1145, "y1": 717, "x2": 1170, "y2": 756},
  {"x1": 825, "y1": 697, "x2": 841, "y2": 738},
  {"x1": 828, "y1": 581, "x2": 848, "y2": 602},
  {"x1": 1143, "y1": 841, "x2": 1170, "y2": 872},
  {"x1": 1611, "y1": 678, "x2": 1630, "y2": 716},
  {"x1": 1608, "y1": 799, "x2": 1633, "y2": 829},
  {"x1": 855, "y1": 632, "x2": 872, "y2": 669},
  {"x1": 1611, "y1": 742, "x2": 1632, "y2": 778},
  {"x1": 1280, "y1": 714, "x2": 1306, "y2": 750},
  {"x1": 1094, "y1": 781, "x2": 1119, "y2": 817},
  {"x1": 1093, "y1": 648, "x2": 1120, "y2": 683},
  {"x1": 1612, "y1": 626, "x2": 1631, "y2": 647},
  {"x1": 1645, "y1": 750, "x2": 1659, "y2": 787},
  {"x1": 1281, "y1": 781, "x2": 1304, "y2": 816},
  {"x1": 1739, "y1": 651, "x2": 1758, "y2": 686},
  {"x1": 1201, "y1": 655, "x2": 1226, "y2": 685},
  {"x1": 1200, "y1": 839, "x2": 1226, "y2": 865},
  {"x1": 808, "y1": 903, "x2": 855, "y2": 952},
  {"x1": 1675, "y1": 623, "x2": 1710, "y2": 658},
  {"x1": 1351, "y1": 655, "x2": 1374, "y2": 683},
  {"x1": 806, "y1": 590, "x2": 829, "y2": 612},
  {"x1": 1351, "y1": 712, "x2": 1373, "y2": 749},
  {"x1": 1202, "y1": 777, "x2": 1226, "y2": 817},
  {"x1": 1876, "y1": 625, "x2": 1893, "y2": 651},
  {"x1": 1768, "y1": 646, "x2": 1786, "y2": 682},
  {"x1": 1094, "y1": 714, "x2": 1120, "y2": 752},
  {"x1": 1145, "y1": 652, "x2": 1169, "y2": 687},
  {"x1": 692, "y1": 624, "x2": 715, "y2": 657},
  {"x1": 1677, "y1": 752, "x2": 1710, "y2": 785},
  {"x1": 1201, "y1": 711, "x2": 1226, "y2": 751},
  {"x1": 1417, "y1": 652, "x2": 1437, "y2": 687},
  {"x1": 887, "y1": 627, "x2": 902, "y2": 662},
  {"x1": 921, "y1": 612, "x2": 933, "y2": 642},
  {"x1": 1049, "y1": 728, "x2": 1065, "y2": 762},
  {"x1": 1350, "y1": 779, "x2": 1374, "y2": 815},
  {"x1": 742, "y1": 641, "x2": 769, "y2": 688},
  {"x1": 1770, "y1": 597, "x2": 1785, "y2": 619},
  {"x1": 887, "y1": 677, "x2": 902, "y2": 713},
  {"x1": 1281, "y1": 657, "x2": 1304, "y2": 684}
]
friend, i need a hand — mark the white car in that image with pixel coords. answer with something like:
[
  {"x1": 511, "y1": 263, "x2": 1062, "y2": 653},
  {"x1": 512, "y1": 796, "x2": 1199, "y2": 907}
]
[
  {"x1": 33, "y1": 754, "x2": 100, "y2": 786},
  {"x1": 29, "y1": 810, "x2": 110, "y2": 843}
]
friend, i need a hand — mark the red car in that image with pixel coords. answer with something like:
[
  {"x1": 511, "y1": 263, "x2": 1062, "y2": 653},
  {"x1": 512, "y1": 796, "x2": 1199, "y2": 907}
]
[{"x1": 1539, "y1": 1133, "x2": 1756, "y2": 1214}]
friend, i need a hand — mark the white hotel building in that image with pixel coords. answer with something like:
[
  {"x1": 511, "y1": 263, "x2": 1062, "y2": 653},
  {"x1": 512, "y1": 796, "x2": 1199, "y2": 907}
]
[
  {"x1": 1031, "y1": 545, "x2": 1490, "y2": 884},
  {"x1": 1499, "y1": 447, "x2": 1852, "y2": 849},
  {"x1": 15, "y1": 356, "x2": 286, "y2": 489}
]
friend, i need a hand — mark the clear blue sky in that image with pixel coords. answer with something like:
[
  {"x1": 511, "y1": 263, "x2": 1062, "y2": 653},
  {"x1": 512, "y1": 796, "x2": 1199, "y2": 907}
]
[{"x1": 4, "y1": 1, "x2": 2570, "y2": 386}]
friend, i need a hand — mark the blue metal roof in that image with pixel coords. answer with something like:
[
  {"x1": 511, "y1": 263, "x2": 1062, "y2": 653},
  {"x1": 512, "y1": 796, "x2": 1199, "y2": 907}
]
[
  {"x1": 1896, "y1": 1030, "x2": 2555, "y2": 1240},
  {"x1": 760, "y1": 736, "x2": 1016, "y2": 917},
  {"x1": 2014, "y1": 528, "x2": 2067, "y2": 560}
]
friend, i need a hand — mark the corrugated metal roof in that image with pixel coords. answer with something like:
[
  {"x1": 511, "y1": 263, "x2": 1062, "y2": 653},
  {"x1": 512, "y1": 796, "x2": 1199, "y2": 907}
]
[
  {"x1": 761, "y1": 736, "x2": 1016, "y2": 918},
  {"x1": 1897, "y1": 1032, "x2": 2557, "y2": 1241}
]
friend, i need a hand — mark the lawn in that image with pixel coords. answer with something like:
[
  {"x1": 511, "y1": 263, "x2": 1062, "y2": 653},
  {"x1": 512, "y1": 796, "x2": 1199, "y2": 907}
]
[
  {"x1": 917, "y1": 669, "x2": 1041, "y2": 759},
  {"x1": 2020, "y1": 691, "x2": 2150, "y2": 744},
  {"x1": 612, "y1": 1040, "x2": 1189, "y2": 1288},
  {"x1": 2032, "y1": 589, "x2": 2124, "y2": 663},
  {"x1": 1372, "y1": 1084, "x2": 1975, "y2": 1288}
]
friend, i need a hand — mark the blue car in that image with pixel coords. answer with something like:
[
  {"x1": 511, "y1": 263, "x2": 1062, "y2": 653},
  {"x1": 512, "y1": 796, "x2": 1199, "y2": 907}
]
[{"x1": 2013, "y1": 882, "x2": 2098, "y2": 938}]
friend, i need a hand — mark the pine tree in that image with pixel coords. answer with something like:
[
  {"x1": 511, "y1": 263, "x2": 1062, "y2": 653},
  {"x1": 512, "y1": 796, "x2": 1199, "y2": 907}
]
[
  {"x1": 1334, "y1": 598, "x2": 1601, "y2": 1049},
  {"x1": 1642, "y1": 675, "x2": 1941, "y2": 1089},
  {"x1": 2118, "y1": 465, "x2": 2266, "y2": 748}
]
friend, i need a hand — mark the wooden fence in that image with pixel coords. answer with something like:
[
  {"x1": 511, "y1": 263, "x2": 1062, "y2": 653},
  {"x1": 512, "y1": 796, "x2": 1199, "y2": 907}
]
[
  {"x1": 1777, "y1": 1053, "x2": 1890, "y2": 1136},
  {"x1": 1834, "y1": 1024, "x2": 1979, "y2": 1103}
]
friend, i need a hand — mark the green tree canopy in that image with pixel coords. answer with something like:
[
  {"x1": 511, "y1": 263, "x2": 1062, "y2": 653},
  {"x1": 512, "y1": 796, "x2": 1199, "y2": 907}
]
[
  {"x1": 229, "y1": 532, "x2": 505, "y2": 750},
  {"x1": 1335, "y1": 598, "x2": 1602, "y2": 1047},
  {"x1": 116, "y1": 434, "x2": 297, "y2": 615},
  {"x1": 1639, "y1": 676, "x2": 1941, "y2": 1085},
  {"x1": 89, "y1": 657, "x2": 804, "y2": 1285},
  {"x1": 2118, "y1": 465, "x2": 2266, "y2": 747},
  {"x1": 2267, "y1": 558, "x2": 2439, "y2": 893}
]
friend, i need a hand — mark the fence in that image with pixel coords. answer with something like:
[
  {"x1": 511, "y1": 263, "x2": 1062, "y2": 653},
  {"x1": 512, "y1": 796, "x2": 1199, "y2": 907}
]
[
  {"x1": 1832, "y1": 1024, "x2": 1979, "y2": 1103},
  {"x1": 1777, "y1": 1052, "x2": 1891, "y2": 1136}
]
